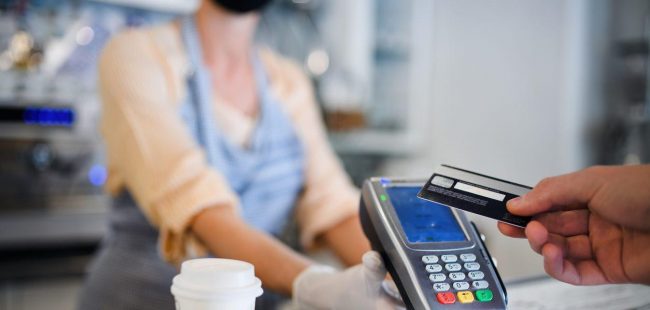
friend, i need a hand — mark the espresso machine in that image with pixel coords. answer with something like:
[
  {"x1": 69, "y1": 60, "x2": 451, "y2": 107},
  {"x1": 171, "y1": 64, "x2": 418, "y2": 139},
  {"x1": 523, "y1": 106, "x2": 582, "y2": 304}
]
[{"x1": 0, "y1": 0, "x2": 115, "y2": 278}]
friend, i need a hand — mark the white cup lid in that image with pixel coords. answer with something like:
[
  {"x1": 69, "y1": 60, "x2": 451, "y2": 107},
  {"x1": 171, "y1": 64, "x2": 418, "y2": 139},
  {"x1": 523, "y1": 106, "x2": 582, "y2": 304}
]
[{"x1": 171, "y1": 258, "x2": 263, "y2": 301}]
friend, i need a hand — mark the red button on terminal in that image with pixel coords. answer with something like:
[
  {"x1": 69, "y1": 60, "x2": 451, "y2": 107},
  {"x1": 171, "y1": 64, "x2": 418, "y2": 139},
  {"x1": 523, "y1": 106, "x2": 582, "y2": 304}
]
[{"x1": 436, "y1": 292, "x2": 456, "y2": 304}]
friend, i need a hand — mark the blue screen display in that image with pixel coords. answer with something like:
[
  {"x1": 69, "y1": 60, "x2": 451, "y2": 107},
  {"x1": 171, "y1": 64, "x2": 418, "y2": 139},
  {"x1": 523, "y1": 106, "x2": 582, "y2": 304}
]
[{"x1": 386, "y1": 186, "x2": 467, "y2": 243}]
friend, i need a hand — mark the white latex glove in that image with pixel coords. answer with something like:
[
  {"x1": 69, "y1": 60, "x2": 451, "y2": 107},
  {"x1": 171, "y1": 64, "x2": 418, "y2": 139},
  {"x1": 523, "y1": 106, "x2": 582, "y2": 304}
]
[{"x1": 293, "y1": 251, "x2": 403, "y2": 310}]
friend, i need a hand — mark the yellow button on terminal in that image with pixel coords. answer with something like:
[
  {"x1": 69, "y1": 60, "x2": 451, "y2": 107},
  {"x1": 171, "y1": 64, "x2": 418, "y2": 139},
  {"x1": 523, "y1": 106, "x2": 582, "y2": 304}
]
[{"x1": 457, "y1": 291, "x2": 475, "y2": 304}]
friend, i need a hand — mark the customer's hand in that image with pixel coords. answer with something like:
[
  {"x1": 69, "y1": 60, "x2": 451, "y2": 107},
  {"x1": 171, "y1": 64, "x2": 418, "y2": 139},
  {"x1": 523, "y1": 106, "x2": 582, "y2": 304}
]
[
  {"x1": 293, "y1": 251, "x2": 402, "y2": 309},
  {"x1": 498, "y1": 165, "x2": 650, "y2": 285}
]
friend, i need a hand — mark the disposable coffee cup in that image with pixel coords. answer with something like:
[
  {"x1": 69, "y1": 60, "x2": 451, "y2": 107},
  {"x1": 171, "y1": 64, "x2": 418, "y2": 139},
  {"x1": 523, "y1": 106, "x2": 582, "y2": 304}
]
[{"x1": 171, "y1": 258, "x2": 263, "y2": 310}]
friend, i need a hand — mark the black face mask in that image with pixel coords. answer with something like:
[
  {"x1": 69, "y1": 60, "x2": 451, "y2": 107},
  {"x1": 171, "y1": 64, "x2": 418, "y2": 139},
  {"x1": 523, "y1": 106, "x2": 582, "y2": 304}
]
[{"x1": 211, "y1": 0, "x2": 272, "y2": 14}]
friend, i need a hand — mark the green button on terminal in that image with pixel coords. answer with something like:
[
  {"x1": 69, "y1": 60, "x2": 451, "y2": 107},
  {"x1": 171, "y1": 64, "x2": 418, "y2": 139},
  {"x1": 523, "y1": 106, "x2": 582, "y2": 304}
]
[
  {"x1": 380, "y1": 194, "x2": 387, "y2": 202},
  {"x1": 475, "y1": 289, "x2": 493, "y2": 302}
]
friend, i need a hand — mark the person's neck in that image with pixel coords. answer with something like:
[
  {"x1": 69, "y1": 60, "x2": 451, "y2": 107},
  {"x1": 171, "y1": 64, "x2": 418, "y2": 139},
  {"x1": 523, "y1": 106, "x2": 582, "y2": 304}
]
[{"x1": 195, "y1": 2, "x2": 259, "y2": 67}]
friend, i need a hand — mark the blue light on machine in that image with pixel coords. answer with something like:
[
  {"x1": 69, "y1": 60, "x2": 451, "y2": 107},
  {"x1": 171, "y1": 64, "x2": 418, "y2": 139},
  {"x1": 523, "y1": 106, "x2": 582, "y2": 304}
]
[
  {"x1": 23, "y1": 107, "x2": 75, "y2": 127},
  {"x1": 88, "y1": 164, "x2": 108, "y2": 187}
]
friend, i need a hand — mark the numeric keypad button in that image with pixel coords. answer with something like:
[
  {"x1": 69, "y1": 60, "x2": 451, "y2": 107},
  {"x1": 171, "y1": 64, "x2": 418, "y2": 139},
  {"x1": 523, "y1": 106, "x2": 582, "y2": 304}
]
[
  {"x1": 464, "y1": 262, "x2": 481, "y2": 271},
  {"x1": 453, "y1": 281, "x2": 470, "y2": 290},
  {"x1": 449, "y1": 272, "x2": 466, "y2": 281},
  {"x1": 468, "y1": 271, "x2": 485, "y2": 280},
  {"x1": 433, "y1": 283, "x2": 450, "y2": 292},
  {"x1": 422, "y1": 255, "x2": 439, "y2": 264},
  {"x1": 441, "y1": 255, "x2": 458, "y2": 263},
  {"x1": 425, "y1": 264, "x2": 443, "y2": 273},
  {"x1": 429, "y1": 273, "x2": 447, "y2": 282},
  {"x1": 445, "y1": 263, "x2": 462, "y2": 272},
  {"x1": 472, "y1": 280, "x2": 489, "y2": 289},
  {"x1": 460, "y1": 253, "x2": 477, "y2": 262}
]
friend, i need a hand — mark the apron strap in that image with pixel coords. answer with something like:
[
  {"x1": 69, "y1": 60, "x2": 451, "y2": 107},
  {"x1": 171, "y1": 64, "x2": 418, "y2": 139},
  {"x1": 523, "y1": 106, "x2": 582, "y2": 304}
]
[
  {"x1": 181, "y1": 16, "x2": 220, "y2": 167},
  {"x1": 180, "y1": 15, "x2": 265, "y2": 191}
]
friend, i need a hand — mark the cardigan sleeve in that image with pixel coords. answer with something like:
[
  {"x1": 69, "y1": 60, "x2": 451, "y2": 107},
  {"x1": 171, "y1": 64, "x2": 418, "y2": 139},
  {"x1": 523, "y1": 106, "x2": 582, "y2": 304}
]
[{"x1": 98, "y1": 28, "x2": 240, "y2": 264}]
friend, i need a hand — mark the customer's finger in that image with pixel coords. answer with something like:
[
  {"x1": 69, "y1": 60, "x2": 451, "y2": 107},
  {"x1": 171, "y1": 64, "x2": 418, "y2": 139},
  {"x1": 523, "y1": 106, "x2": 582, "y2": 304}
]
[
  {"x1": 525, "y1": 221, "x2": 548, "y2": 254},
  {"x1": 536, "y1": 234, "x2": 593, "y2": 261},
  {"x1": 507, "y1": 169, "x2": 601, "y2": 216},
  {"x1": 542, "y1": 243, "x2": 579, "y2": 284},
  {"x1": 542, "y1": 243, "x2": 608, "y2": 285},
  {"x1": 562, "y1": 235, "x2": 592, "y2": 260},
  {"x1": 533, "y1": 209, "x2": 590, "y2": 236},
  {"x1": 497, "y1": 222, "x2": 526, "y2": 238},
  {"x1": 525, "y1": 221, "x2": 593, "y2": 260}
]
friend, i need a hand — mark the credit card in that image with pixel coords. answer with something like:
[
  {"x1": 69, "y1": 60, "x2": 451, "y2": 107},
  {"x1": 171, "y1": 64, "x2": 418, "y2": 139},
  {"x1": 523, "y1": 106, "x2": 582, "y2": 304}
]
[{"x1": 417, "y1": 165, "x2": 532, "y2": 227}]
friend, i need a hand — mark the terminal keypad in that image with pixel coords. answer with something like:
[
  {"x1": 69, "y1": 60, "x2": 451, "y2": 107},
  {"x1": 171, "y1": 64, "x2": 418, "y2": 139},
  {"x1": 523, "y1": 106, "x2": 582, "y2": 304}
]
[{"x1": 423, "y1": 253, "x2": 493, "y2": 305}]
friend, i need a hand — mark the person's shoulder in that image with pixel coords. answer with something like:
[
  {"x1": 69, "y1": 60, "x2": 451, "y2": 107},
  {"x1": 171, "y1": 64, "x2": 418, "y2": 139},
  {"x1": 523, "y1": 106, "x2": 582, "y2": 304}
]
[
  {"x1": 99, "y1": 26, "x2": 161, "y2": 85},
  {"x1": 259, "y1": 48, "x2": 315, "y2": 115},
  {"x1": 98, "y1": 23, "x2": 184, "y2": 107},
  {"x1": 260, "y1": 48, "x2": 311, "y2": 92},
  {"x1": 101, "y1": 22, "x2": 179, "y2": 64},
  {"x1": 101, "y1": 27, "x2": 149, "y2": 61}
]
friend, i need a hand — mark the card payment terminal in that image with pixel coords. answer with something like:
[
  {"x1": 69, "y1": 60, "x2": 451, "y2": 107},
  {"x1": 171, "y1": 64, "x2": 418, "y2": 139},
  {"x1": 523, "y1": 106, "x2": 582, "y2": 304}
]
[{"x1": 359, "y1": 178, "x2": 507, "y2": 309}]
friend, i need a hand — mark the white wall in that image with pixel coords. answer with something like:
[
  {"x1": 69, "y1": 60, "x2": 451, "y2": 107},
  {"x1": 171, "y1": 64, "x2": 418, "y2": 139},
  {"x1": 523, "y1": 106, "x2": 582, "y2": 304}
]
[{"x1": 382, "y1": 0, "x2": 609, "y2": 281}]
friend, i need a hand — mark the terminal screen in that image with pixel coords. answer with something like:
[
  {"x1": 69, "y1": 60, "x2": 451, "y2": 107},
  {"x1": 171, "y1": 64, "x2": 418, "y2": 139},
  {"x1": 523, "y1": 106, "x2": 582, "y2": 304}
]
[{"x1": 386, "y1": 186, "x2": 467, "y2": 243}]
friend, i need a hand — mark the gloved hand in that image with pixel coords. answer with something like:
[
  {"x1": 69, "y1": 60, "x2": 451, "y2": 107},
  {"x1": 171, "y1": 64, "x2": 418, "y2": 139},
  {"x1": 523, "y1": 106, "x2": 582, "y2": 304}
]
[{"x1": 292, "y1": 251, "x2": 403, "y2": 310}]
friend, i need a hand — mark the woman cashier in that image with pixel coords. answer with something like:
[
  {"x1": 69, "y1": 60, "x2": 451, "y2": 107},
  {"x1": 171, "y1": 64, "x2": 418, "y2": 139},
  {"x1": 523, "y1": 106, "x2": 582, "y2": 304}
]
[{"x1": 77, "y1": 0, "x2": 400, "y2": 309}]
